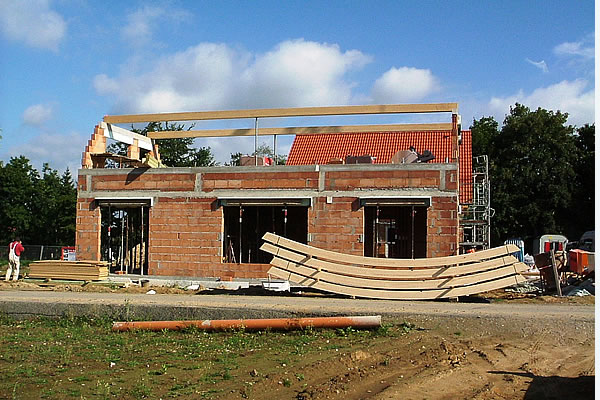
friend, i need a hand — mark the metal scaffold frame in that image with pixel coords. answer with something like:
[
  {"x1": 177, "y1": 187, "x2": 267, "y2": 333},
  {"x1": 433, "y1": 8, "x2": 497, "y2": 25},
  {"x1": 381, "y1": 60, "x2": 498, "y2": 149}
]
[{"x1": 460, "y1": 155, "x2": 491, "y2": 250}]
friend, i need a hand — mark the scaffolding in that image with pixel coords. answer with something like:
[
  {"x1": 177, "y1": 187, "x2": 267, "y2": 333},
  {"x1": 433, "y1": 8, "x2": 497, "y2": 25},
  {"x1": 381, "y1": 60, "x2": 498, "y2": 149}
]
[{"x1": 460, "y1": 155, "x2": 491, "y2": 251}]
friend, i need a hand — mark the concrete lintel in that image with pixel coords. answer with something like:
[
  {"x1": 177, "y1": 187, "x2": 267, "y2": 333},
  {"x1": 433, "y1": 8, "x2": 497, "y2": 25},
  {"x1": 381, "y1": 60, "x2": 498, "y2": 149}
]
[
  {"x1": 440, "y1": 169, "x2": 446, "y2": 190},
  {"x1": 77, "y1": 162, "x2": 457, "y2": 177},
  {"x1": 194, "y1": 173, "x2": 203, "y2": 192},
  {"x1": 81, "y1": 189, "x2": 457, "y2": 203}
]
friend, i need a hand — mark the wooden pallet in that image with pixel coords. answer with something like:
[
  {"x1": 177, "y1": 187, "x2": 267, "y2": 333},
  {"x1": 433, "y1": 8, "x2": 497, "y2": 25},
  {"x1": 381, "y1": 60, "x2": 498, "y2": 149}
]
[
  {"x1": 28, "y1": 260, "x2": 109, "y2": 281},
  {"x1": 261, "y1": 233, "x2": 527, "y2": 300}
]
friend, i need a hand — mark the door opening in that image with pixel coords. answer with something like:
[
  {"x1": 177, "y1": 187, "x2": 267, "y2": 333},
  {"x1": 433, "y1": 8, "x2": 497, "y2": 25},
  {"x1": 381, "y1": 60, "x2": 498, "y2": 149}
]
[
  {"x1": 100, "y1": 205, "x2": 149, "y2": 275},
  {"x1": 364, "y1": 205, "x2": 427, "y2": 259}
]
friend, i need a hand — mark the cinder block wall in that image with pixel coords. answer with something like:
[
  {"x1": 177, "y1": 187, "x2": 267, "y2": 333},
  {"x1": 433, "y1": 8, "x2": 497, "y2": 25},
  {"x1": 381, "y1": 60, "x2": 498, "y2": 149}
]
[{"x1": 76, "y1": 164, "x2": 460, "y2": 278}]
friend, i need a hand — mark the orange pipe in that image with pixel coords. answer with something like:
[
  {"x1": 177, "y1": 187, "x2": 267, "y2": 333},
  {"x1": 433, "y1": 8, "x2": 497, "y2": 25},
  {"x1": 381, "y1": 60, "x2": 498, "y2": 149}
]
[{"x1": 112, "y1": 315, "x2": 381, "y2": 332}]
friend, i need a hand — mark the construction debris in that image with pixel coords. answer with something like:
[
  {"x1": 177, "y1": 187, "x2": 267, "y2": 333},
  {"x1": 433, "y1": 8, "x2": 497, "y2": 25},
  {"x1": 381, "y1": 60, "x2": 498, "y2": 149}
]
[{"x1": 28, "y1": 260, "x2": 109, "y2": 281}]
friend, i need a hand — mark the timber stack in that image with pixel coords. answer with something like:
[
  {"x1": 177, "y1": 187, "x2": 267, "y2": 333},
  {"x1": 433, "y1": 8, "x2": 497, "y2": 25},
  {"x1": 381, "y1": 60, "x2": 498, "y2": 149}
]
[
  {"x1": 28, "y1": 260, "x2": 109, "y2": 281},
  {"x1": 261, "y1": 232, "x2": 527, "y2": 300}
]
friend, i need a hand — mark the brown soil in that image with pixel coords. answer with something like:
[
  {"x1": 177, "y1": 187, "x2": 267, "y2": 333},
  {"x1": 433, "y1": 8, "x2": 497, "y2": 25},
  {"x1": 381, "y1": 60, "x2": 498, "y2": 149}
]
[{"x1": 238, "y1": 315, "x2": 594, "y2": 400}]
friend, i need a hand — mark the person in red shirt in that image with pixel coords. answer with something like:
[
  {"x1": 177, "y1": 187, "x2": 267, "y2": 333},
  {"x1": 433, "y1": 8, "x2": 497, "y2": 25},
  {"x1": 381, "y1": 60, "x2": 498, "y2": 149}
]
[{"x1": 6, "y1": 238, "x2": 24, "y2": 281}]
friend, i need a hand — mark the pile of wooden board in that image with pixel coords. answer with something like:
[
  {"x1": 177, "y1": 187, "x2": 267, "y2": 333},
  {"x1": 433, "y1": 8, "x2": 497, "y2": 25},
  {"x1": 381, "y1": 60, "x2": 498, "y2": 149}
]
[
  {"x1": 261, "y1": 232, "x2": 527, "y2": 300},
  {"x1": 28, "y1": 260, "x2": 109, "y2": 281}
]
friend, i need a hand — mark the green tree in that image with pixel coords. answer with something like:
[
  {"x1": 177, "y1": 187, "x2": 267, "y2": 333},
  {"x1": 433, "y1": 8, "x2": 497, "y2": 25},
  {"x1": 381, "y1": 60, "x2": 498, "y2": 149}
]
[
  {"x1": 28, "y1": 165, "x2": 76, "y2": 245},
  {"x1": 470, "y1": 116, "x2": 498, "y2": 157},
  {"x1": 471, "y1": 104, "x2": 579, "y2": 251},
  {"x1": 108, "y1": 122, "x2": 217, "y2": 167},
  {"x1": 0, "y1": 156, "x2": 38, "y2": 243},
  {"x1": 561, "y1": 124, "x2": 595, "y2": 240},
  {"x1": 0, "y1": 158, "x2": 76, "y2": 246}
]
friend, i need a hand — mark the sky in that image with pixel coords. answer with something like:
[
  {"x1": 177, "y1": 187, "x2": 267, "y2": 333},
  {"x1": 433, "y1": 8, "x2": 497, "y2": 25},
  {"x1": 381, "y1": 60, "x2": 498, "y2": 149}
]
[{"x1": 0, "y1": 0, "x2": 595, "y2": 173}]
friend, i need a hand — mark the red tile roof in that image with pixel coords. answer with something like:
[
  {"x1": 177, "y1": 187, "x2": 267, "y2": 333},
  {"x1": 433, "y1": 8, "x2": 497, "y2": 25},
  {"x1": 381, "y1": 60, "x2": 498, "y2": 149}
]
[{"x1": 287, "y1": 130, "x2": 473, "y2": 203}]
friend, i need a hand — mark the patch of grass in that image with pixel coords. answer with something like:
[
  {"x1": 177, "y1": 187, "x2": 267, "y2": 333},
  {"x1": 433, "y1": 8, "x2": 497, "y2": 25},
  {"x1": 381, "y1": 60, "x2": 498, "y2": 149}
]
[
  {"x1": 0, "y1": 315, "x2": 402, "y2": 399},
  {"x1": 129, "y1": 381, "x2": 153, "y2": 399}
]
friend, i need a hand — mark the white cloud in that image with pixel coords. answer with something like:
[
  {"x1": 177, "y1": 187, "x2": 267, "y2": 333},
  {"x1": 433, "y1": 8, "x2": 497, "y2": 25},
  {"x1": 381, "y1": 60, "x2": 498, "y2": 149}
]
[
  {"x1": 93, "y1": 39, "x2": 372, "y2": 113},
  {"x1": 5, "y1": 132, "x2": 87, "y2": 173},
  {"x1": 488, "y1": 80, "x2": 594, "y2": 126},
  {"x1": 242, "y1": 39, "x2": 372, "y2": 108},
  {"x1": 122, "y1": 6, "x2": 161, "y2": 45},
  {"x1": 554, "y1": 36, "x2": 594, "y2": 59},
  {"x1": 371, "y1": 67, "x2": 439, "y2": 103},
  {"x1": 93, "y1": 74, "x2": 120, "y2": 95},
  {"x1": 526, "y1": 58, "x2": 549, "y2": 73},
  {"x1": 0, "y1": 0, "x2": 66, "y2": 51},
  {"x1": 23, "y1": 103, "x2": 54, "y2": 126}
]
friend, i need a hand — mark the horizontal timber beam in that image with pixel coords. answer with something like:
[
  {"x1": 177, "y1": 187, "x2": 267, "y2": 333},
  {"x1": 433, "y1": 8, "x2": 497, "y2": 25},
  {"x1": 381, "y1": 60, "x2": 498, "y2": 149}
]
[
  {"x1": 104, "y1": 103, "x2": 459, "y2": 124},
  {"x1": 147, "y1": 123, "x2": 453, "y2": 139}
]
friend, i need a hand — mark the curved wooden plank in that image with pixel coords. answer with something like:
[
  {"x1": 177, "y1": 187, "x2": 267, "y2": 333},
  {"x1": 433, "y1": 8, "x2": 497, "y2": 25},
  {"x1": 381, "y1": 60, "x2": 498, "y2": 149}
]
[
  {"x1": 262, "y1": 233, "x2": 520, "y2": 268},
  {"x1": 267, "y1": 266, "x2": 526, "y2": 300},
  {"x1": 261, "y1": 242, "x2": 521, "y2": 279},
  {"x1": 270, "y1": 256, "x2": 527, "y2": 290}
]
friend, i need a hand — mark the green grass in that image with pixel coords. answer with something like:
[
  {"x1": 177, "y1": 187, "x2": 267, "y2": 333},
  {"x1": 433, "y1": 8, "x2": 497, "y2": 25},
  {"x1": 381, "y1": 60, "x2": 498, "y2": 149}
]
[{"x1": 0, "y1": 315, "x2": 410, "y2": 399}]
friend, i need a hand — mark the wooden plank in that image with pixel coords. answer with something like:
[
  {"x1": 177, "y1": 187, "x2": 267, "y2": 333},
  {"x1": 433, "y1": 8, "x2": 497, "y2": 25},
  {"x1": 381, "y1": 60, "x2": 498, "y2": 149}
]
[
  {"x1": 262, "y1": 232, "x2": 520, "y2": 268},
  {"x1": 100, "y1": 122, "x2": 153, "y2": 150},
  {"x1": 550, "y1": 251, "x2": 562, "y2": 296},
  {"x1": 267, "y1": 266, "x2": 526, "y2": 300},
  {"x1": 28, "y1": 268, "x2": 107, "y2": 273},
  {"x1": 147, "y1": 123, "x2": 454, "y2": 139},
  {"x1": 103, "y1": 103, "x2": 459, "y2": 124},
  {"x1": 260, "y1": 242, "x2": 521, "y2": 279},
  {"x1": 33, "y1": 260, "x2": 108, "y2": 265},
  {"x1": 270, "y1": 256, "x2": 527, "y2": 290}
]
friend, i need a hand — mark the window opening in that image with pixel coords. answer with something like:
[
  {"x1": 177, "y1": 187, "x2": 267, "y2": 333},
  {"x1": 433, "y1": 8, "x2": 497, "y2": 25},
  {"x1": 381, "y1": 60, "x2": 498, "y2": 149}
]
[{"x1": 223, "y1": 205, "x2": 307, "y2": 263}]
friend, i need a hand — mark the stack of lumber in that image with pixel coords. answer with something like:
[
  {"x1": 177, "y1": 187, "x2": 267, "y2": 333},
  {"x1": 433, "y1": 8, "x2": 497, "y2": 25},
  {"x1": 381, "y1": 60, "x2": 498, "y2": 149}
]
[
  {"x1": 28, "y1": 260, "x2": 109, "y2": 281},
  {"x1": 261, "y1": 232, "x2": 527, "y2": 300}
]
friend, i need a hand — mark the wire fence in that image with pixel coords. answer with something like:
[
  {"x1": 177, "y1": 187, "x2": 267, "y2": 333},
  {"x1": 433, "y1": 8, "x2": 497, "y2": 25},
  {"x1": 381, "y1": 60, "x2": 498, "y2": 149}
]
[{"x1": 0, "y1": 245, "x2": 65, "y2": 262}]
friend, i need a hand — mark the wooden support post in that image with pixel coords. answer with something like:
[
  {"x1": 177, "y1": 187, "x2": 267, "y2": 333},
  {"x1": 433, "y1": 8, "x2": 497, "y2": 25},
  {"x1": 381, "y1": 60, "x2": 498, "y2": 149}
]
[{"x1": 550, "y1": 250, "x2": 562, "y2": 296}]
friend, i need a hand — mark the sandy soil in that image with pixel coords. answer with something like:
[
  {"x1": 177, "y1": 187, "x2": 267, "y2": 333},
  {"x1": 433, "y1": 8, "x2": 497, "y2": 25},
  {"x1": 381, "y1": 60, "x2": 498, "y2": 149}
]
[{"x1": 235, "y1": 313, "x2": 594, "y2": 400}]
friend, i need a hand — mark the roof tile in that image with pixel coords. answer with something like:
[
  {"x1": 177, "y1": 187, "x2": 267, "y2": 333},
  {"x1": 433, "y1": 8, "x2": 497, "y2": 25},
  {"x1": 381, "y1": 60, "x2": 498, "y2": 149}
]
[{"x1": 287, "y1": 130, "x2": 473, "y2": 203}]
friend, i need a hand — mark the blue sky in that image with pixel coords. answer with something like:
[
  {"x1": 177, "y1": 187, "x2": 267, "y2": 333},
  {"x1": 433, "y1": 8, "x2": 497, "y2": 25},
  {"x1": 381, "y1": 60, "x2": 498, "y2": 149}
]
[{"x1": 0, "y1": 1, "x2": 595, "y2": 172}]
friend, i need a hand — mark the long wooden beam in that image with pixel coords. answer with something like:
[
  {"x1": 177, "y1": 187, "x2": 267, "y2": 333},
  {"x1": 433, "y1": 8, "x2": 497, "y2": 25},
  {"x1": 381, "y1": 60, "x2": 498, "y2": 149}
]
[
  {"x1": 262, "y1": 232, "x2": 520, "y2": 268},
  {"x1": 103, "y1": 103, "x2": 459, "y2": 124},
  {"x1": 267, "y1": 266, "x2": 526, "y2": 300},
  {"x1": 147, "y1": 123, "x2": 453, "y2": 139},
  {"x1": 260, "y1": 242, "x2": 521, "y2": 279}
]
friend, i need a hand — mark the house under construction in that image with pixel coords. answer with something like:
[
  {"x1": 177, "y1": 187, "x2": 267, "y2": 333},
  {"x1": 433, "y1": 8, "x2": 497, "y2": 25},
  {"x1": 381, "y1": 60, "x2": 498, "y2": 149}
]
[{"x1": 75, "y1": 103, "x2": 490, "y2": 279}]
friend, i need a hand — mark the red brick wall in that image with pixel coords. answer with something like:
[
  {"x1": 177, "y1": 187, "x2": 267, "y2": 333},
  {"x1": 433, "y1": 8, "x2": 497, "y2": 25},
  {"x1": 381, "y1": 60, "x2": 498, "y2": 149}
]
[
  {"x1": 202, "y1": 171, "x2": 319, "y2": 191},
  {"x1": 75, "y1": 197, "x2": 101, "y2": 261},
  {"x1": 427, "y1": 196, "x2": 459, "y2": 257},
  {"x1": 92, "y1": 173, "x2": 196, "y2": 192},
  {"x1": 309, "y1": 197, "x2": 364, "y2": 255},
  {"x1": 326, "y1": 169, "x2": 441, "y2": 191},
  {"x1": 77, "y1": 165, "x2": 460, "y2": 278},
  {"x1": 147, "y1": 198, "x2": 222, "y2": 277}
]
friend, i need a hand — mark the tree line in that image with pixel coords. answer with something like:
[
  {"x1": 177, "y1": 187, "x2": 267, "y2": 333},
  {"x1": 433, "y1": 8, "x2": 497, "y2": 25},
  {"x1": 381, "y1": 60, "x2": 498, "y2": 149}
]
[
  {"x1": 471, "y1": 103, "x2": 594, "y2": 251},
  {"x1": 0, "y1": 157, "x2": 76, "y2": 246}
]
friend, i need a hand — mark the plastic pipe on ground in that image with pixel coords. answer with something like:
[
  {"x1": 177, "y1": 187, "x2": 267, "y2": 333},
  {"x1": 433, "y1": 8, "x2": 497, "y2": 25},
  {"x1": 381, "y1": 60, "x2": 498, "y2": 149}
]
[{"x1": 112, "y1": 315, "x2": 381, "y2": 332}]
